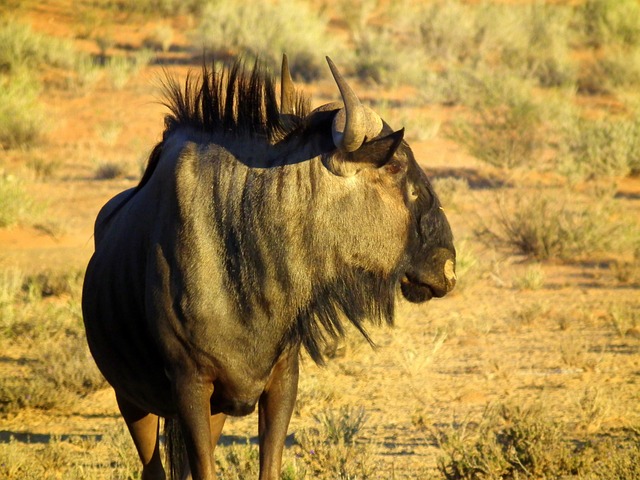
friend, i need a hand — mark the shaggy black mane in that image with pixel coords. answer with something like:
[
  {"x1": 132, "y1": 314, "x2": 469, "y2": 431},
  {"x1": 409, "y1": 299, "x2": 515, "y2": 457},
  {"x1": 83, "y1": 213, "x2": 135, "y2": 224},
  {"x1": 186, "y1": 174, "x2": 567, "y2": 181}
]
[{"x1": 160, "y1": 59, "x2": 310, "y2": 142}]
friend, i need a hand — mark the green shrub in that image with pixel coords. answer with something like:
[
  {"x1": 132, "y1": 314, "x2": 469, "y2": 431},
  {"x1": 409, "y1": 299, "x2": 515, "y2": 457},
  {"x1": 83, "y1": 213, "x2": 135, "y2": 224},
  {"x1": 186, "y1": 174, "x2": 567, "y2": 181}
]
[
  {"x1": 594, "y1": 45, "x2": 640, "y2": 90},
  {"x1": 418, "y1": 1, "x2": 486, "y2": 68},
  {"x1": 557, "y1": 115, "x2": 640, "y2": 179},
  {"x1": 498, "y1": 4, "x2": 575, "y2": 88},
  {"x1": 0, "y1": 72, "x2": 45, "y2": 149},
  {"x1": 193, "y1": 0, "x2": 334, "y2": 81},
  {"x1": 0, "y1": 20, "x2": 76, "y2": 73},
  {"x1": 294, "y1": 406, "x2": 376, "y2": 479},
  {"x1": 143, "y1": 24, "x2": 174, "y2": 52},
  {"x1": 445, "y1": 74, "x2": 545, "y2": 170},
  {"x1": 577, "y1": 0, "x2": 640, "y2": 47},
  {"x1": 215, "y1": 440, "x2": 260, "y2": 479},
  {"x1": 434, "y1": 404, "x2": 590, "y2": 479},
  {"x1": 417, "y1": 2, "x2": 575, "y2": 92},
  {"x1": 104, "y1": 50, "x2": 153, "y2": 90},
  {"x1": 94, "y1": 160, "x2": 128, "y2": 179},
  {"x1": 101, "y1": 0, "x2": 203, "y2": 16},
  {"x1": 0, "y1": 173, "x2": 39, "y2": 227},
  {"x1": 478, "y1": 187, "x2": 633, "y2": 261},
  {"x1": 0, "y1": 267, "x2": 106, "y2": 414}
]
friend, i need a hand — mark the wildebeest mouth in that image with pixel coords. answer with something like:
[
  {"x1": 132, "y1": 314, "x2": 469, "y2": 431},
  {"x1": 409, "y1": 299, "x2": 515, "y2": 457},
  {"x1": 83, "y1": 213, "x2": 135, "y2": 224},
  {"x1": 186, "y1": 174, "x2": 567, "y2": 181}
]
[
  {"x1": 400, "y1": 259, "x2": 456, "y2": 303},
  {"x1": 400, "y1": 274, "x2": 439, "y2": 303}
]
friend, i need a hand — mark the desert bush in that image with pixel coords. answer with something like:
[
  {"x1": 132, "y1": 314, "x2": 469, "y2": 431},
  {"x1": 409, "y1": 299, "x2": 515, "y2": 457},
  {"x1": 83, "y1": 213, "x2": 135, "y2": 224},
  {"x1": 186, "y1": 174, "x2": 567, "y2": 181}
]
[
  {"x1": 588, "y1": 436, "x2": 640, "y2": 480},
  {"x1": 608, "y1": 304, "x2": 640, "y2": 338},
  {"x1": 434, "y1": 404, "x2": 588, "y2": 479},
  {"x1": 418, "y1": 1, "x2": 486, "y2": 69},
  {"x1": 417, "y1": 2, "x2": 575, "y2": 93},
  {"x1": 0, "y1": 426, "x2": 141, "y2": 479},
  {"x1": 557, "y1": 114, "x2": 640, "y2": 179},
  {"x1": 22, "y1": 269, "x2": 83, "y2": 299},
  {"x1": 477, "y1": 187, "x2": 632, "y2": 261},
  {"x1": 333, "y1": 0, "x2": 425, "y2": 86},
  {"x1": 94, "y1": 160, "x2": 128, "y2": 179},
  {"x1": 579, "y1": 45, "x2": 640, "y2": 94},
  {"x1": 0, "y1": 72, "x2": 45, "y2": 149},
  {"x1": 576, "y1": 0, "x2": 640, "y2": 47},
  {"x1": 445, "y1": 74, "x2": 545, "y2": 170},
  {"x1": 294, "y1": 405, "x2": 376, "y2": 479},
  {"x1": 103, "y1": 50, "x2": 153, "y2": 90},
  {"x1": 0, "y1": 267, "x2": 106, "y2": 414},
  {"x1": 143, "y1": 24, "x2": 174, "y2": 52},
  {"x1": 351, "y1": 26, "x2": 425, "y2": 86},
  {"x1": 513, "y1": 264, "x2": 545, "y2": 291},
  {"x1": 193, "y1": 0, "x2": 334, "y2": 81},
  {"x1": 0, "y1": 20, "x2": 76, "y2": 73},
  {"x1": 432, "y1": 177, "x2": 470, "y2": 211},
  {"x1": 496, "y1": 4, "x2": 575, "y2": 88},
  {"x1": 0, "y1": 173, "x2": 39, "y2": 227},
  {"x1": 101, "y1": 0, "x2": 202, "y2": 16}
]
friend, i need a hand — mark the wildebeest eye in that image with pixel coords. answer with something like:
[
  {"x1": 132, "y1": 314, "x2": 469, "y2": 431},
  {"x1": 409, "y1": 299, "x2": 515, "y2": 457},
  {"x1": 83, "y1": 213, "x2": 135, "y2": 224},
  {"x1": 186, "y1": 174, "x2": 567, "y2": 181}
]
[{"x1": 385, "y1": 161, "x2": 402, "y2": 175}]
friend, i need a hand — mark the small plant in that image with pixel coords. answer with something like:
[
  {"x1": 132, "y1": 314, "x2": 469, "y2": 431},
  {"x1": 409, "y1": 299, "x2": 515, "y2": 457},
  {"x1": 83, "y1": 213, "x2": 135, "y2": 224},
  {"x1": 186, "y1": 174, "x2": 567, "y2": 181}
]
[
  {"x1": 576, "y1": 0, "x2": 640, "y2": 47},
  {"x1": 95, "y1": 31, "x2": 115, "y2": 60},
  {"x1": 434, "y1": 404, "x2": 589, "y2": 479},
  {"x1": 314, "y1": 405, "x2": 367, "y2": 446},
  {"x1": 0, "y1": 20, "x2": 76, "y2": 73},
  {"x1": 432, "y1": 177, "x2": 470, "y2": 211},
  {"x1": 557, "y1": 114, "x2": 640, "y2": 179},
  {"x1": 0, "y1": 72, "x2": 45, "y2": 149},
  {"x1": 143, "y1": 24, "x2": 174, "y2": 52},
  {"x1": 0, "y1": 173, "x2": 39, "y2": 228},
  {"x1": 95, "y1": 160, "x2": 128, "y2": 179},
  {"x1": 295, "y1": 405, "x2": 376, "y2": 479},
  {"x1": 104, "y1": 51, "x2": 153, "y2": 90},
  {"x1": 193, "y1": 0, "x2": 335, "y2": 81},
  {"x1": 445, "y1": 74, "x2": 545, "y2": 170},
  {"x1": 477, "y1": 188, "x2": 630, "y2": 261},
  {"x1": 609, "y1": 303, "x2": 639, "y2": 337},
  {"x1": 98, "y1": 120, "x2": 123, "y2": 146},
  {"x1": 578, "y1": 388, "x2": 611, "y2": 434},
  {"x1": 513, "y1": 302, "x2": 549, "y2": 326},
  {"x1": 513, "y1": 264, "x2": 545, "y2": 290},
  {"x1": 26, "y1": 155, "x2": 61, "y2": 180},
  {"x1": 215, "y1": 440, "x2": 260, "y2": 479}
]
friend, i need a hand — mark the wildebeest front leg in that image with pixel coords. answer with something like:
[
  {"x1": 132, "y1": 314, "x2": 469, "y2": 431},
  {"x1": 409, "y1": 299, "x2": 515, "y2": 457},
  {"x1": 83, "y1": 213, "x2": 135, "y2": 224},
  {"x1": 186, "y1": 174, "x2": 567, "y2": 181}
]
[
  {"x1": 258, "y1": 349, "x2": 299, "y2": 480},
  {"x1": 116, "y1": 393, "x2": 165, "y2": 480},
  {"x1": 173, "y1": 376, "x2": 215, "y2": 480}
]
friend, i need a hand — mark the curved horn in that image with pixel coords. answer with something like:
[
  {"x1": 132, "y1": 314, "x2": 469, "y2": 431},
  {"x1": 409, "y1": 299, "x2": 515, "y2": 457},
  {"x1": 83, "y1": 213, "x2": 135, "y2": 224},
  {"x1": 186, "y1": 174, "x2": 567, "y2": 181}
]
[
  {"x1": 280, "y1": 54, "x2": 295, "y2": 115},
  {"x1": 326, "y1": 57, "x2": 368, "y2": 152},
  {"x1": 326, "y1": 57, "x2": 383, "y2": 152}
]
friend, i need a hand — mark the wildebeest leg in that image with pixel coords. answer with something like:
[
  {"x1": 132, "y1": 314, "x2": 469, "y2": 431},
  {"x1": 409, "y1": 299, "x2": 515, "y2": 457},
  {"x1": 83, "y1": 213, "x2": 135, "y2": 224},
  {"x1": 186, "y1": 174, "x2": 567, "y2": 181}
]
[
  {"x1": 174, "y1": 377, "x2": 215, "y2": 480},
  {"x1": 116, "y1": 393, "x2": 165, "y2": 480},
  {"x1": 258, "y1": 349, "x2": 299, "y2": 480},
  {"x1": 179, "y1": 413, "x2": 226, "y2": 480},
  {"x1": 209, "y1": 412, "x2": 227, "y2": 448}
]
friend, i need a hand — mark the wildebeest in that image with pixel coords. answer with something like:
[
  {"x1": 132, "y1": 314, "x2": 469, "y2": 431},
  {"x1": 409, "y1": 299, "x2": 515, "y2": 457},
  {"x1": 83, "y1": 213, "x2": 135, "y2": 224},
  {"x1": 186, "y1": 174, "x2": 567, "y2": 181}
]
[{"x1": 82, "y1": 54, "x2": 456, "y2": 480}]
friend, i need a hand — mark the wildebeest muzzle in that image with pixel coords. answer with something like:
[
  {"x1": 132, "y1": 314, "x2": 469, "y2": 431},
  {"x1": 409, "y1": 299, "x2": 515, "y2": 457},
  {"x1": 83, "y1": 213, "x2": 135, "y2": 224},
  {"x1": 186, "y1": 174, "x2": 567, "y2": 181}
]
[{"x1": 401, "y1": 247, "x2": 456, "y2": 303}]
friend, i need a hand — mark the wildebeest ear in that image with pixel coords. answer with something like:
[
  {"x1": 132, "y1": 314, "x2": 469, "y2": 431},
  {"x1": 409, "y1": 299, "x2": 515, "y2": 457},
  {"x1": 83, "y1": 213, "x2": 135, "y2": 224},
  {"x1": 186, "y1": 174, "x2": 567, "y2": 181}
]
[
  {"x1": 324, "y1": 128, "x2": 405, "y2": 176},
  {"x1": 351, "y1": 128, "x2": 405, "y2": 167}
]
